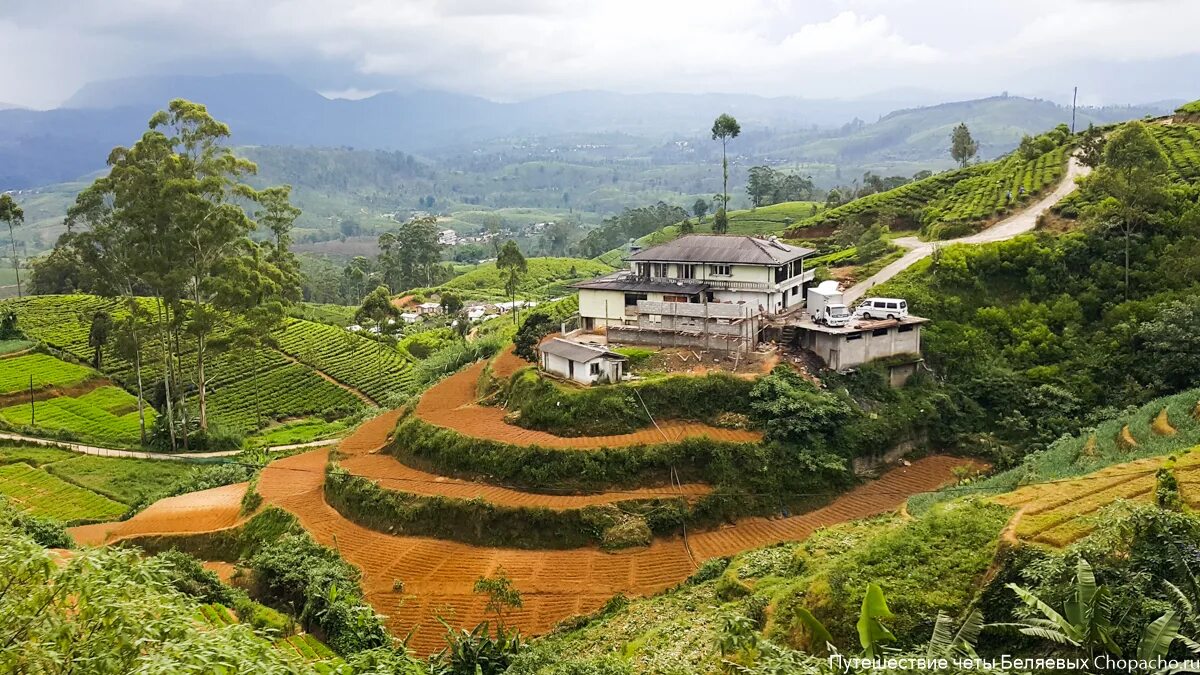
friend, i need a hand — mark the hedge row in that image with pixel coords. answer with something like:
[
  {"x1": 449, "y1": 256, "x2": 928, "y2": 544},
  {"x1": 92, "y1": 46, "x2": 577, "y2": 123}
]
[
  {"x1": 324, "y1": 459, "x2": 822, "y2": 550},
  {"x1": 502, "y1": 369, "x2": 757, "y2": 437},
  {"x1": 388, "y1": 412, "x2": 847, "y2": 500}
]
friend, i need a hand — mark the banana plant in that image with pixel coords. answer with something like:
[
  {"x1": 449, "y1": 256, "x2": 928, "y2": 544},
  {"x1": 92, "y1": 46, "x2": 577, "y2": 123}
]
[
  {"x1": 926, "y1": 608, "x2": 985, "y2": 660},
  {"x1": 1004, "y1": 558, "x2": 1123, "y2": 657},
  {"x1": 857, "y1": 583, "x2": 897, "y2": 658}
]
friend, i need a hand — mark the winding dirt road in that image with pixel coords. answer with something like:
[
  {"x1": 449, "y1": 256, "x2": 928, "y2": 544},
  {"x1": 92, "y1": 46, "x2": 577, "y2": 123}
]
[{"x1": 844, "y1": 156, "x2": 1091, "y2": 305}]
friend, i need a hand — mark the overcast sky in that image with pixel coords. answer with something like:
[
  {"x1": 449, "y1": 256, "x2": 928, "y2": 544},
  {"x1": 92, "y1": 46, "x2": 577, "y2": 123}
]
[{"x1": 1, "y1": 0, "x2": 1197, "y2": 109}]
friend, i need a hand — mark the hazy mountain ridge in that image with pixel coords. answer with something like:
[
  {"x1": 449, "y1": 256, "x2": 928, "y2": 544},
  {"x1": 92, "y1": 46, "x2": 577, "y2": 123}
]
[{"x1": 4, "y1": 73, "x2": 1175, "y2": 190}]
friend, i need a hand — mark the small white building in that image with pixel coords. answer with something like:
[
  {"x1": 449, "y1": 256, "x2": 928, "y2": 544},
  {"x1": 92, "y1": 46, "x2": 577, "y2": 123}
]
[
  {"x1": 437, "y1": 229, "x2": 459, "y2": 246},
  {"x1": 793, "y1": 314, "x2": 929, "y2": 385},
  {"x1": 417, "y1": 302, "x2": 442, "y2": 315},
  {"x1": 538, "y1": 338, "x2": 627, "y2": 385},
  {"x1": 399, "y1": 312, "x2": 421, "y2": 324}
]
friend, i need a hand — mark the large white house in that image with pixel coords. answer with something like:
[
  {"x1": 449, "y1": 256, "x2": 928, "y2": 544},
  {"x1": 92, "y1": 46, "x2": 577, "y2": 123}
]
[
  {"x1": 574, "y1": 235, "x2": 815, "y2": 330},
  {"x1": 571, "y1": 235, "x2": 814, "y2": 352}
]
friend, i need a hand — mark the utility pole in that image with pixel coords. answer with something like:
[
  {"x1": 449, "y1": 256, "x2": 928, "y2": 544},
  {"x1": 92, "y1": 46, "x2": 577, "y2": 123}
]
[{"x1": 1071, "y1": 86, "x2": 1078, "y2": 134}]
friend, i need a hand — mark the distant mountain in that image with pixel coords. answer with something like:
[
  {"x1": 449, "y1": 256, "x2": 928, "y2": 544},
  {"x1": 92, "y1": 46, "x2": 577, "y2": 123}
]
[{"x1": 0, "y1": 73, "x2": 1179, "y2": 190}]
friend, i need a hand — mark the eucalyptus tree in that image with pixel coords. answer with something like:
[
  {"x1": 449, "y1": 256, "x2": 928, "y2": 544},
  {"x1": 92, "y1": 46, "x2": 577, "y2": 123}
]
[
  {"x1": 63, "y1": 98, "x2": 301, "y2": 447},
  {"x1": 0, "y1": 194, "x2": 23, "y2": 298},
  {"x1": 497, "y1": 240, "x2": 527, "y2": 325},
  {"x1": 711, "y1": 113, "x2": 741, "y2": 234}
]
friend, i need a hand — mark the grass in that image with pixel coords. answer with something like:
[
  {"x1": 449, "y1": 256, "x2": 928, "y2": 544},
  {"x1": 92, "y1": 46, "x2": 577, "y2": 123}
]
[
  {"x1": 909, "y1": 387, "x2": 1200, "y2": 515},
  {"x1": 0, "y1": 462, "x2": 127, "y2": 523},
  {"x1": 44, "y1": 455, "x2": 195, "y2": 505},
  {"x1": 0, "y1": 385, "x2": 154, "y2": 448},
  {"x1": 245, "y1": 417, "x2": 350, "y2": 449},
  {"x1": 0, "y1": 444, "x2": 75, "y2": 467},
  {"x1": 0, "y1": 444, "x2": 196, "y2": 506},
  {"x1": 0, "y1": 339, "x2": 33, "y2": 355},
  {"x1": 0, "y1": 353, "x2": 95, "y2": 394},
  {"x1": 418, "y1": 256, "x2": 613, "y2": 302}
]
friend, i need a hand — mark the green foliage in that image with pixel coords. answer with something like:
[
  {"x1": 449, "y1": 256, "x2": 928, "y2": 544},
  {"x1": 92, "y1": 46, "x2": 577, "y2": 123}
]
[
  {"x1": 1005, "y1": 558, "x2": 1124, "y2": 655},
  {"x1": 390, "y1": 414, "x2": 844, "y2": 510},
  {"x1": 505, "y1": 369, "x2": 755, "y2": 437},
  {"x1": 0, "y1": 352, "x2": 94, "y2": 394},
  {"x1": 749, "y1": 367, "x2": 851, "y2": 448},
  {"x1": 950, "y1": 122, "x2": 979, "y2": 167},
  {"x1": 0, "y1": 385, "x2": 155, "y2": 448},
  {"x1": 432, "y1": 621, "x2": 525, "y2": 675},
  {"x1": 429, "y1": 257, "x2": 612, "y2": 302},
  {"x1": 246, "y1": 531, "x2": 393, "y2": 655},
  {"x1": 512, "y1": 295, "x2": 579, "y2": 362},
  {"x1": 325, "y1": 461, "x2": 696, "y2": 549},
  {"x1": 0, "y1": 510, "x2": 329, "y2": 674},
  {"x1": 274, "y1": 316, "x2": 416, "y2": 403},
  {"x1": 855, "y1": 583, "x2": 897, "y2": 658},
  {"x1": 0, "y1": 462, "x2": 127, "y2": 523}
]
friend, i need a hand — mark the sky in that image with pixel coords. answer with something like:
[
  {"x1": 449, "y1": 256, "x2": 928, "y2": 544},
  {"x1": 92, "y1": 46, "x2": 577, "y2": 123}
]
[{"x1": 1, "y1": 0, "x2": 1198, "y2": 109}]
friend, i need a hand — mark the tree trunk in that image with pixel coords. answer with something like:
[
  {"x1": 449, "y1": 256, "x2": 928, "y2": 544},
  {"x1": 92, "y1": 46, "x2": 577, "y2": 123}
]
[
  {"x1": 156, "y1": 300, "x2": 177, "y2": 451},
  {"x1": 194, "y1": 287, "x2": 208, "y2": 431},
  {"x1": 7, "y1": 222, "x2": 20, "y2": 299}
]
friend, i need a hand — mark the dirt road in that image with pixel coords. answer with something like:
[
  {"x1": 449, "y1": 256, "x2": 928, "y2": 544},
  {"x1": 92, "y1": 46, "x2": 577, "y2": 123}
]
[{"x1": 844, "y1": 156, "x2": 1091, "y2": 305}]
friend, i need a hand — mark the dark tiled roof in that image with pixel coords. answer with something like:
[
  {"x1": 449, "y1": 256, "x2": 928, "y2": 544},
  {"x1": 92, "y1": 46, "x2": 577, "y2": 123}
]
[
  {"x1": 629, "y1": 235, "x2": 814, "y2": 265},
  {"x1": 538, "y1": 338, "x2": 627, "y2": 363},
  {"x1": 571, "y1": 272, "x2": 708, "y2": 294}
]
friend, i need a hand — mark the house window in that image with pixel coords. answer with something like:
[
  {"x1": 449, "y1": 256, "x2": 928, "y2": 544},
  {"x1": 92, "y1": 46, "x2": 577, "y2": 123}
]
[
  {"x1": 898, "y1": 325, "x2": 914, "y2": 333},
  {"x1": 678, "y1": 264, "x2": 696, "y2": 279},
  {"x1": 662, "y1": 294, "x2": 690, "y2": 303},
  {"x1": 872, "y1": 328, "x2": 889, "y2": 337},
  {"x1": 791, "y1": 286, "x2": 799, "y2": 296},
  {"x1": 845, "y1": 333, "x2": 863, "y2": 341},
  {"x1": 710, "y1": 264, "x2": 732, "y2": 276},
  {"x1": 624, "y1": 292, "x2": 647, "y2": 307},
  {"x1": 589, "y1": 362, "x2": 600, "y2": 376}
]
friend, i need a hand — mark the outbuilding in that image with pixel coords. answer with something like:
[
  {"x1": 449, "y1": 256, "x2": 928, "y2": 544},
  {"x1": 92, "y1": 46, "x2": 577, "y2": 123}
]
[{"x1": 538, "y1": 337, "x2": 627, "y2": 385}]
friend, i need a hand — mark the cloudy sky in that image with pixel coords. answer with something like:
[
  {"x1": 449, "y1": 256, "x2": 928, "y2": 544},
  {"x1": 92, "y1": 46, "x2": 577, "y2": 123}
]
[{"x1": 1, "y1": 0, "x2": 1197, "y2": 108}]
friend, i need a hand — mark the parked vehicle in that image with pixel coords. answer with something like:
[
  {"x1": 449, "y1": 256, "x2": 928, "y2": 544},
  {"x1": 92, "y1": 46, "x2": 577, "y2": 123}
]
[
  {"x1": 817, "y1": 302, "x2": 852, "y2": 327},
  {"x1": 855, "y1": 297, "x2": 908, "y2": 320}
]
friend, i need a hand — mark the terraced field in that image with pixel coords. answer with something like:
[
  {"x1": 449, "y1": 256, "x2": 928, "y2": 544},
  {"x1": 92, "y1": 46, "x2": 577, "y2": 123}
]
[
  {"x1": 1148, "y1": 122, "x2": 1200, "y2": 183},
  {"x1": 0, "y1": 384, "x2": 153, "y2": 447},
  {"x1": 996, "y1": 398, "x2": 1200, "y2": 547},
  {"x1": 0, "y1": 462, "x2": 127, "y2": 522},
  {"x1": 1, "y1": 295, "x2": 375, "y2": 434},
  {"x1": 0, "y1": 353, "x2": 94, "y2": 394},
  {"x1": 272, "y1": 317, "x2": 417, "y2": 404}
]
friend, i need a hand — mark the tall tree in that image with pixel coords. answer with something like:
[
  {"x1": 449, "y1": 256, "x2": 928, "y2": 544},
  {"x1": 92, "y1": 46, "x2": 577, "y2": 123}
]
[
  {"x1": 0, "y1": 195, "x2": 23, "y2": 298},
  {"x1": 378, "y1": 216, "x2": 443, "y2": 292},
  {"x1": 496, "y1": 241, "x2": 527, "y2": 325},
  {"x1": 88, "y1": 310, "x2": 110, "y2": 370},
  {"x1": 1087, "y1": 121, "x2": 1170, "y2": 299},
  {"x1": 692, "y1": 198, "x2": 709, "y2": 222},
  {"x1": 950, "y1": 123, "x2": 979, "y2": 167},
  {"x1": 711, "y1": 113, "x2": 741, "y2": 234},
  {"x1": 62, "y1": 99, "x2": 301, "y2": 446},
  {"x1": 746, "y1": 166, "x2": 775, "y2": 208}
]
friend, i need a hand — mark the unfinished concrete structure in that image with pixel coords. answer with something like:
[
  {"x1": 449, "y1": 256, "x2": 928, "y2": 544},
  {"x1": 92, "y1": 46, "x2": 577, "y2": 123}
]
[
  {"x1": 606, "y1": 299, "x2": 759, "y2": 353},
  {"x1": 788, "y1": 314, "x2": 929, "y2": 385}
]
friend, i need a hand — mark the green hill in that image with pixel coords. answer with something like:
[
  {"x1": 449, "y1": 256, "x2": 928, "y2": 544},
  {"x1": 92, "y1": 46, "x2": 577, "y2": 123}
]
[{"x1": 410, "y1": 257, "x2": 613, "y2": 302}]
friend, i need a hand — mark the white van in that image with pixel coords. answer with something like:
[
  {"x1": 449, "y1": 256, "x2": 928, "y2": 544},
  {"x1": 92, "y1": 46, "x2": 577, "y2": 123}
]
[{"x1": 855, "y1": 297, "x2": 908, "y2": 320}]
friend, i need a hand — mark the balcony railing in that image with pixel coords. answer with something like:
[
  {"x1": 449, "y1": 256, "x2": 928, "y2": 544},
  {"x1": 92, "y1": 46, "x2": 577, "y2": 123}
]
[{"x1": 640, "y1": 270, "x2": 814, "y2": 292}]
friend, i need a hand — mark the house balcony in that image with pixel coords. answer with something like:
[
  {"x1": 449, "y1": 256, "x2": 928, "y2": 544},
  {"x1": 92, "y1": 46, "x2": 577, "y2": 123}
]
[{"x1": 640, "y1": 268, "x2": 814, "y2": 293}]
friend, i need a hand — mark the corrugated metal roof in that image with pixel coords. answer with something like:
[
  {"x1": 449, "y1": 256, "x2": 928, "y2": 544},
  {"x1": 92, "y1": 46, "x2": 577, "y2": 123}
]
[
  {"x1": 629, "y1": 235, "x2": 814, "y2": 265},
  {"x1": 539, "y1": 338, "x2": 627, "y2": 363},
  {"x1": 571, "y1": 272, "x2": 708, "y2": 294}
]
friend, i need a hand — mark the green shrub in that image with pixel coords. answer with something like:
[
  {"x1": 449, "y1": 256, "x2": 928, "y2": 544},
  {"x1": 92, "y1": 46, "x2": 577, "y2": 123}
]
[
  {"x1": 325, "y1": 462, "x2": 702, "y2": 549},
  {"x1": 505, "y1": 370, "x2": 757, "y2": 437}
]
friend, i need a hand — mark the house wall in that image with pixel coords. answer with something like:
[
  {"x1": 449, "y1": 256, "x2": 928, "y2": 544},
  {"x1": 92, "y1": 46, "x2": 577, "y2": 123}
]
[
  {"x1": 805, "y1": 324, "x2": 922, "y2": 371},
  {"x1": 578, "y1": 288, "x2": 633, "y2": 328},
  {"x1": 540, "y1": 351, "x2": 622, "y2": 385}
]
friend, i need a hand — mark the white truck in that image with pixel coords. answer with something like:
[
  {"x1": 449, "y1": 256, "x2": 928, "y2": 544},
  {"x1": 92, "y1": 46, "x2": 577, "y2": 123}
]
[{"x1": 807, "y1": 281, "x2": 852, "y2": 327}]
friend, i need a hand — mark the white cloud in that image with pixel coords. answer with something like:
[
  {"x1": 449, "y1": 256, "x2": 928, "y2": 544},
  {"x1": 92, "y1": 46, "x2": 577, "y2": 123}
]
[{"x1": 0, "y1": 0, "x2": 1196, "y2": 107}]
